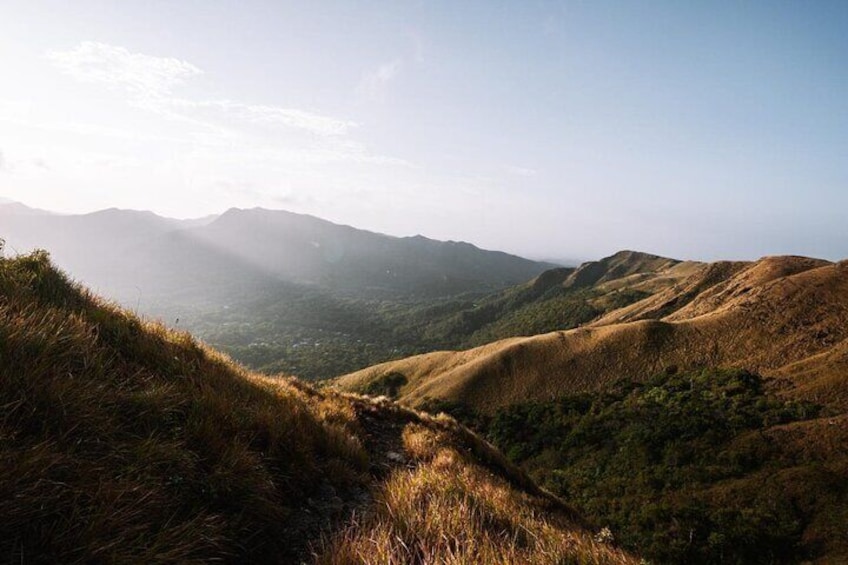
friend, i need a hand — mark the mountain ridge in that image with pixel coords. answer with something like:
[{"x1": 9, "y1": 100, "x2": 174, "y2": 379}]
[
  {"x1": 0, "y1": 200, "x2": 556, "y2": 301},
  {"x1": 0, "y1": 200, "x2": 560, "y2": 378}
]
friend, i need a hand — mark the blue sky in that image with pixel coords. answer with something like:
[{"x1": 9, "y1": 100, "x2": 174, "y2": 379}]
[{"x1": 1, "y1": 1, "x2": 846, "y2": 261}]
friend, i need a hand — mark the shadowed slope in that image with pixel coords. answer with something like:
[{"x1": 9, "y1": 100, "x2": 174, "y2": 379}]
[
  {"x1": 0, "y1": 252, "x2": 370, "y2": 563},
  {"x1": 561, "y1": 250, "x2": 683, "y2": 290}
]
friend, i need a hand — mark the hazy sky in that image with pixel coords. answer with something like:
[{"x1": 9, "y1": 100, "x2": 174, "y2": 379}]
[{"x1": 1, "y1": 1, "x2": 847, "y2": 261}]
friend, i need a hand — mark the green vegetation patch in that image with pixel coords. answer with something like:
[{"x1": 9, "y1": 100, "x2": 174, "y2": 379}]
[
  {"x1": 186, "y1": 268, "x2": 647, "y2": 380},
  {"x1": 434, "y1": 368, "x2": 825, "y2": 564},
  {"x1": 356, "y1": 371, "x2": 408, "y2": 399}
]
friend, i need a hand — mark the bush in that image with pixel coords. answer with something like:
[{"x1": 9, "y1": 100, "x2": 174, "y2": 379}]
[{"x1": 357, "y1": 372, "x2": 408, "y2": 398}]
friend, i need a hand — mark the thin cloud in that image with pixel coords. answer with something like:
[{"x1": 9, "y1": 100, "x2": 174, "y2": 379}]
[
  {"x1": 356, "y1": 59, "x2": 402, "y2": 102},
  {"x1": 39, "y1": 42, "x2": 410, "y2": 173},
  {"x1": 0, "y1": 150, "x2": 6, "y2": 172},
  {"x1": 506, "y1": 166, "x2": 538, "y2": 177},
  {"x1": 46, "y1": 41, "x2": 201, "y2": 98},
  {"x1": 46, "y1": 42, "x2": 358, "y2": 138},
  {"x1": 408, "y1": 31, "x2": 427, "y2": 63},
  {"x1": 168, "y1": 99, "x2": 357, "y2": 137}
]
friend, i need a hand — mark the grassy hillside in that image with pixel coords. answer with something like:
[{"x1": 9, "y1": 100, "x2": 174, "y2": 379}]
[
  {"x1": 204, "y1": 250, "x2": 695, "y2": 381},
  {"x1": 0, "y1": 251, "x2": 634, "y2": 564},
  {"x1": 337, "y1": 256, "x2": 848, "y2": 413},
  {"x1": 7, "y1": 203, "x2": 745, "y2": 384},
  {"x1": 383, "y1": 250, "x2": 693, "y2": 352}
]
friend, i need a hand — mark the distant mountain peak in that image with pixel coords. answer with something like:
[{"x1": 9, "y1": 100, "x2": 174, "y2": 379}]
[
  {"x1": 88, "y1": 207, "x2": 159, "y2": 218},
  {"x1": 215, "y1": 206, "x2": 337, "y2": 226},
  {"x1": 603, "y1": 249, "x2": 679, "y2": 263},
  {"x1": 0, "y1": 201, "x2": 54, "y2": 216}
]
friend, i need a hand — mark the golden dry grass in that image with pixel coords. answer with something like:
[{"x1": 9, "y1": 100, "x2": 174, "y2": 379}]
[
  {"x1": 332, "y1": 254, "x2": 848, "y2": 563},
  {"x1": 315, "y1": 425, "x2": 636, "y2": 565},
  {"x1": 336, "y1": 256, "x2": 848, "y2": 413},
  {"x1": 775, "y1": 338, "x2": 848, "y2": 410},
  {"x1": 0, "y1": 251, "x2": 372, "y2": 563}
]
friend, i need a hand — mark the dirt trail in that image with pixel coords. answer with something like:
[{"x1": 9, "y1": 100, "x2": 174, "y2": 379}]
[
  {"x1": 293, "y1": 398, "x2": 423, "y2": 563},
  {"x1": 353, "y1": 398, "x2": 421, "y2": 477}
]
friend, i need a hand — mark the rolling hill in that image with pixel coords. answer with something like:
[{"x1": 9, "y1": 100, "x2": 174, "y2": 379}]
[
  {"x1": 337, "y1": 254, "x2": 848, "y2": 412},
  {"x1": 0, "y1": 251, "x2": 634, "y2": 564},
  {"x1": 189, "y1": 249, "x2": 704, "y2": 380},
  {"x1": 394, "y1": 250, "x2": 699, "y2": 348}
]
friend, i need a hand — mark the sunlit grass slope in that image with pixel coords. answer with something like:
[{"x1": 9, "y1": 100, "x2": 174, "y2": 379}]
[
  {"x1": 317, "y1": 421, "x2": 635, "y2": 565},
  {"x1": 0, "y1": 251, "x2": 634, "y2": 564},
  {"x1": 337, "y1": 256, "x2": 848, "y2": 413}
]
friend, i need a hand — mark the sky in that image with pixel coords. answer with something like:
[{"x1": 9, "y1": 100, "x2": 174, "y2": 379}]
[{"x1": 1, "y1": 0, "x2": 847, "y2": 262}]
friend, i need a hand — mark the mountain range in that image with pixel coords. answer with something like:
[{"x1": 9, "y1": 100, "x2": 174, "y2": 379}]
[
  {"x1": 1, "y1": 201, "x2": 563, "y2": 378},
  {"x1": 0, "y1": 202, "x2": 554, "y2": 305}
]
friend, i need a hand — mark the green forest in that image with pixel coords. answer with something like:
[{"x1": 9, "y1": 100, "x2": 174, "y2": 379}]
[
  {"x1": 193, "y1": 273, "x2": 651, "y2": 380},
  {"x1": 425, "y1": 368, "x2": 832, "y2": 564}
]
